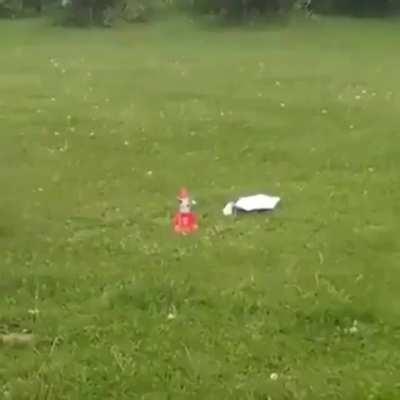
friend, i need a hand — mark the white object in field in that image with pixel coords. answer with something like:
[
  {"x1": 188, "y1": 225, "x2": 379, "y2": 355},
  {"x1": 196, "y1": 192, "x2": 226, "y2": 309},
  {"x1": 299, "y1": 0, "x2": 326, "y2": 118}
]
[
  {"x1": 235, "y1": 194, "x2": 280, "y2": 211},
  {"x1": 223, "y1": 194, "x2": 280, "y2": 216},
  {"x1": 223, "y1": 202, "x2": 234, "y2": 216},
  {"x1": 270, "y1": 372, "x2": 279, "y2": 381}
]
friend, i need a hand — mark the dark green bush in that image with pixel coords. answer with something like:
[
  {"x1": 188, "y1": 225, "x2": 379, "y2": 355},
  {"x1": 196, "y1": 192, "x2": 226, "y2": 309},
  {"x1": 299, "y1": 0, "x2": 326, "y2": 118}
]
[
  {"x1": 190, "y1": 0, "x2": 295, "y2": 18},
  {"x1": 0, "y1": 0, "x2": 42, "y2": 18},
  {"x1": 53, "y1": 0, "x2": 155, "y2": 27},
  {"x1": 313, "y1": 0, "x2": 399, "y2": 16}
]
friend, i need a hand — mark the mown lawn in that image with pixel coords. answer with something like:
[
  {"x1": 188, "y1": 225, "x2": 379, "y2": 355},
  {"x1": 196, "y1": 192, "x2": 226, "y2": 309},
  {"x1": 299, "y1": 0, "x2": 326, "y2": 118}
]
[{"x1": 1, "y1": 15, "x2": 400, "y2": 399}]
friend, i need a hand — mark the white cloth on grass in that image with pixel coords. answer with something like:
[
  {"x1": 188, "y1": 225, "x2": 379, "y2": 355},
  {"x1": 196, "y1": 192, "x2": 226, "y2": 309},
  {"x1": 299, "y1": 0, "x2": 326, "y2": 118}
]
[{"x1": 223, "y1": 194, "x2": 281, "y2": 216}]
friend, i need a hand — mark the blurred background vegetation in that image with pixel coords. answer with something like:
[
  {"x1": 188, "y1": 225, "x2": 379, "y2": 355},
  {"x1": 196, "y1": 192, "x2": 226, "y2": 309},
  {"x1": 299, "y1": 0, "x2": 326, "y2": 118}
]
[{"x1": 1, "y1": 0, "x2": 400, "y2": 27}]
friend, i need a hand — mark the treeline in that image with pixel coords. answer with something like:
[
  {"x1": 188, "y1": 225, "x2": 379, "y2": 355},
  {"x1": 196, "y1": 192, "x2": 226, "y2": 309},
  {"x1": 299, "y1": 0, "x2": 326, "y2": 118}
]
[
  {"x1": 1, "y1": 0, "x2": 399, "y2": 26},
  {"x1": 193, "y1": 0, "x2": 400, "y2": 17},
  {"x1": 314, "y1": 0, "x2": 400, "y2": 16}
]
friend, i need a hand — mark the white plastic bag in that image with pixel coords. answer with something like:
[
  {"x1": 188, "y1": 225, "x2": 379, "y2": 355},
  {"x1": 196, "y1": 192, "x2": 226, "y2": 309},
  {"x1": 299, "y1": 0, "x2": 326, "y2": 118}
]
[{"x1": 223, "y1": 194, "x2": 280, "y2": 216}]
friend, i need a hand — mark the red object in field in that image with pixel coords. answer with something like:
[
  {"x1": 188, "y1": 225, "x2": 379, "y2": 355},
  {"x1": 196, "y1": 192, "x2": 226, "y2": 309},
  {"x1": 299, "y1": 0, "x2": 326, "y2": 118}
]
[
  {"x1": 173, "y1": 212, "x2": 198, "y2": 234},
  {"x1": 173, "y1": 187, "x2": 198, "y2": 235}
]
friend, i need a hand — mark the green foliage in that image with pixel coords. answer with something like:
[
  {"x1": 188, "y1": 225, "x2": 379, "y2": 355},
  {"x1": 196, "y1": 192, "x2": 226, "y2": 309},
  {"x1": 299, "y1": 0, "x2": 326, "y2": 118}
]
[
  {"x1": 191, "y1": 0, "x2": 296, "y2": 18},
  {"x1": 189, "y1": 0, "x2": 400, "y2": 18},
  {"x1": 1, "y1": 0, "x2": 400, "y2": 23},
  {"x1": 313, "y1": 0, "x2": 400, "y2": 16},
  {"x1": 54, "y1": 0, "x2": 157, "y2": 27},
  {"x1": 0, "y1": 0, "x2": 24, "y2": 18},
  {"x1": 0, "y1": 0, "x2": 42, "y2": 18},
  {"x1": 119, "y1": 0, "x2": 153, "y2": 23}
]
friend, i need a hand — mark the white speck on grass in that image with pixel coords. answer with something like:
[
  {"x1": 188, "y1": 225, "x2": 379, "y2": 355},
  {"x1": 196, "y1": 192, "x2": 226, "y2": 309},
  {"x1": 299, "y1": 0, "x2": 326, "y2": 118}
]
[
  {"x1": 275, "y1": 81, "x2": 281, "y2": 86},
  {"x1": 349, "y1": 320, "x2": 359, "y2": 334},
  {"x1": 89, "y1": 132, "x2": 95, "y2": 138},
  {"x1": 220, "y1": 111, "x2": 225, "y2": 117},
  {"x1": 349, "y1": 124, "x2": 354, "y2": 129},
  {"x1": 167, "y1": 305, "x2": 177, "y2": 320},
  {"x1": 124, "y1": 140, "x2": 129, "y2": 146},
  {"x1": 54, "y1": 131, "x2": 60, "y2": 136},
  {"x1": 270, "y1": 373, "x2": 279, "y2": 381},
  {"x1": 355, "y1": 95, "x2": 361, "y2": 100},
  {"x1": 349, "y1": 326, "x2": 358, "y2": 334},
  {"x1": 146, "y1": 170, "x2": 153, "y2": 176},
  {"x1": 51, "y1": 97, "x2": 56, "y2": 102},
  {"x1": 37, "y1": 187, "x2": 44, "y2": 192},
  {"x1": 59, "y1": 141, "x2": 69, "y2": 152},
  {"x1": 321, "y1": 109, "x2": 328, "y2": 114},
  {"x1": 280, "y1": 102, "x2": 286, "y2": 108}
]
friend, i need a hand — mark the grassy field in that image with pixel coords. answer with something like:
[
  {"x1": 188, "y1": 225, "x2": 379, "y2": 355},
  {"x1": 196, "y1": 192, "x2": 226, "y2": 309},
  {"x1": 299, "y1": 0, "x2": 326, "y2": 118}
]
[{"x1": 1, "y1": 14, "x2": 400, "y2": 399}]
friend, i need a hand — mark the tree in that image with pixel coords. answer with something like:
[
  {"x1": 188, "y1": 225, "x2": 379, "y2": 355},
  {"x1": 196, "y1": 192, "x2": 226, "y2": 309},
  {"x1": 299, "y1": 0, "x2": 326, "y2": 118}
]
[
  {"x1": 313, "y1": 0, "x2": 399, "y2": 16},
  {"x1": 60, "y1": 0, "x2": 150, "y2": 26},
  {"x1": 192, "y1": 0, "x2": 296, "y2": 17},
  {"x1": 0, "y1": 0, "x2": 42, "y2": 17}
]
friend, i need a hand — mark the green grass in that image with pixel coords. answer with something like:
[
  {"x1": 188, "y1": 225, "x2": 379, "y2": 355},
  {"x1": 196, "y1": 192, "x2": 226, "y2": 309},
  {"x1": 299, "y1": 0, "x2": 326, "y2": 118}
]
[{"x1": 1, "y1": 15, "x2": 400, "y2": 399}]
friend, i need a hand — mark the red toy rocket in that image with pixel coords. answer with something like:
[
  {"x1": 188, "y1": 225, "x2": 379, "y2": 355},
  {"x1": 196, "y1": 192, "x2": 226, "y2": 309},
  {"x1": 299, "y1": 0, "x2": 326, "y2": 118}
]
[{"x1": 173, "y1": 187, "x2": 198, "y2": 235}]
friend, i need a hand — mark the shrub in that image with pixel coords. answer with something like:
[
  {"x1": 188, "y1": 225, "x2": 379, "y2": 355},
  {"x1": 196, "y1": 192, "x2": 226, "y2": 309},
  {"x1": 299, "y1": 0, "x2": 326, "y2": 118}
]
[
  {"x1": 0, "y1": 0, "x2": 42, "y2": 17},
  {"x1": 313, "y1": 0, "x2": 398, "y2": 16},
  {"x1": 190, "y1": 0, "x2": 296, "y2": 18},
  {"x1": 55, "y1": 0, "x2": 157, "y2": 26}
]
